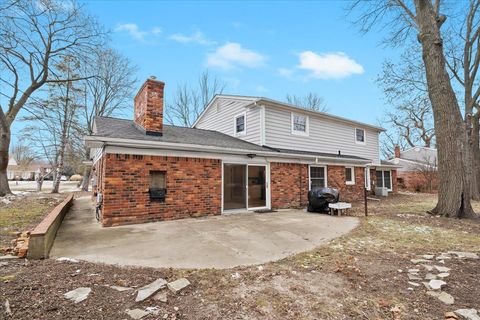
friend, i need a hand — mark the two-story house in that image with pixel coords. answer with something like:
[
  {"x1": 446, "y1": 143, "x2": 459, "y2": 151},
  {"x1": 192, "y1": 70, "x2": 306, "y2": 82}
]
[{"x1": 86, "y1": 78, "x2": 397, "y2": 227}]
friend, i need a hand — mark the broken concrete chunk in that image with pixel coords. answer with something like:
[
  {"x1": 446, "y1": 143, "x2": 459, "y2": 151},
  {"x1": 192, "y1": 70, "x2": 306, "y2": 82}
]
[
  {"x1": 455, "y1": 309, "x2": 480, "y2": 320},
  {"x1": 427, "y1": 279, "x2": 447, "y2": 290},
  {"x1": 64, "y1": 287, "x2": 91, "y2": 303},
  {"x1": 126, "y1": 308, "x2": 150, "y2": 319},
  {"x1": 408, "y1": 269, "x2": 420, "y2": 273},
  {"x1": 422, "y1": 254, "x2": 434, "y2": 260},
  {"x1": 435, "y1": 265, "x2": 451, "y2": 273},
  {"x1": 427, "y1": 291, "x2": 454, "y2": 305},
  {"x1": 0, "y1": 255, "x2": 18, "y2": 260},
  {"x1": 56, "y1": 257, "x2": 79, "y2": 263},
  {"x1": 408, "y1": 274, "x2": 422, "y2": 281},
  {"x1": 167, "y1": 278, "x2": 190, "y2": 294},
  {"x1": 411, "y1": 259, "x2": 429, "y2": 264},
  {"x1": 425, "y1": 273, "x2": 437, "y2": 280},
  {"x1": 437, "y1": 273, "x2": 450, "y2": 278},
  {"x1": 436, "y1": 253, "x2": 452, "y2": 260},
  {"x1": 135, "y1": 278, "x2": 167, "y2": 302},
  {"x1": 422, "y1": 264, "x2": 434, "y2": 271},
  {"x1": 4, "y1": 299, "x2": 12, "y2": 315},
  {"x1": 448, "y1": 251, "x2": 479, "y2": 260},
  {"x1": 154, "y1": 291, "x2": 167, "y2": 303},
  {"x1": 408, "y1": 281, "x2": 420, "y2": 287}
]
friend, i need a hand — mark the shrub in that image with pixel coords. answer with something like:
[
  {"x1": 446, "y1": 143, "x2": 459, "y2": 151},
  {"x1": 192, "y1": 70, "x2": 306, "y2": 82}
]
[{"x1": 69, "y1": 174, "x2": 83, "y2": 181}]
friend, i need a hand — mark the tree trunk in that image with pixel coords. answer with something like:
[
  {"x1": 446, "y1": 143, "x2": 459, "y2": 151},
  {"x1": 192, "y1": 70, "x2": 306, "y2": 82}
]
[
  {"x1": 52, "y1": 171, "x2": 61, "y2": 193},
  {"x1": 0, "y1": 128, "x2": 12, "y2": 196},
  {"x1": 472, "y1": 114, "x2": 480, "y2": 200},
  {"x1": 80, "y1": 166, "x2": 91, "y2": 192},
  {"x1": 414, "y1": 0, "x2": 474, "y2": 217}
]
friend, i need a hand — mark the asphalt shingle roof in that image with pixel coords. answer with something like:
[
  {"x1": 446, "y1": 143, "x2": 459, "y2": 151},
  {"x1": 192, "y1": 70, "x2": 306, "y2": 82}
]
[{"x1": 92, "y1": 116, "x2": 370, "y2": 162}]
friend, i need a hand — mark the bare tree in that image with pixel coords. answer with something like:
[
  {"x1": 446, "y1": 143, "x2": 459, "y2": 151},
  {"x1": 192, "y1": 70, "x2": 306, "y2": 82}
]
[
  {"x1": 285, "y1": 92, "x2": 328, "y2": 112},
  {"x1": 377, "y1": 45, "x2": 436, "y2": 153},
  {"x1": 79, "y1": 48, "x2": 137, "y2": 191},
  {"x1": 350, "y1": 0, "x2": 475, "y2": 217},
  {"x1": 0, "y1": 0, "x2": 104, "y2": 196},
  {"x1": 22, "y1": 56, "x2": 84, "y2": 193},
  {"x1": 413, "y1": 154, "x2": 438, "y2": 193},
  {"x1": 10, "y1": 144, "x2": 37, "y2": 170},
  {"x1": 165, "y1": 71, "x2": 226, "y2": 127}
]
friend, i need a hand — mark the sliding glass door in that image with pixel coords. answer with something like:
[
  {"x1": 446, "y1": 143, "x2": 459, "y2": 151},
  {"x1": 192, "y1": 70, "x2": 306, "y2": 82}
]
[
  {"x1": 248, "y1": 165, "x2": 266, "y2": 209},
  {"x1": 223, "y1": 164, "x2": 247, "y2": 210},
  {"x1": 223, "y1": 164, "x2": 268, "y2": 211}
]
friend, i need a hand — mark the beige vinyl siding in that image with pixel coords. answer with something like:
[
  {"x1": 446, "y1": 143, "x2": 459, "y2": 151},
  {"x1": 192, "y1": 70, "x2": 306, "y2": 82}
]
[
  {"x1": 264, "y1": 106, "x2": 380, "y2": 163},
  {"x1": 195, "y1": 98, "x2": 261, "y2": 145}
]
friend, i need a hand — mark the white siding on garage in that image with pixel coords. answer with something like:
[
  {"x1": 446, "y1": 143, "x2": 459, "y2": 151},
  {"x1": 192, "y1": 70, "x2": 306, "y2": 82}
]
[
  {"x1": 264, "y1": 105, "x2": 380, "y2": 163},
  {"x1": 195, "y1": 98, "x2": 262, "y2": 145}
]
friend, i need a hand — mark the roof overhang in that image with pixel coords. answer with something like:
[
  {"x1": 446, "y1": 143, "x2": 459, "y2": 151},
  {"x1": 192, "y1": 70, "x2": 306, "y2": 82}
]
[{"x1": 85, "y1": 135, "x2": 372, "y2": 165}]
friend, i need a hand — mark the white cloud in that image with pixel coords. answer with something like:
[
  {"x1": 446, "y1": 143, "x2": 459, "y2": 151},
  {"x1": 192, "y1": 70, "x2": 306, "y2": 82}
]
[
  {"x1": 169, "y1": 31, "x2": 214, "y2": 45},
  {"x1": 298, "y1": 51, "x2": 364, "y2": 79},
  {"x1": 115, "y1": 23, "x2": 161, "y2": 42},
  {"x1": 206, "y1": 42, "x2": 267, "y2": 70}
]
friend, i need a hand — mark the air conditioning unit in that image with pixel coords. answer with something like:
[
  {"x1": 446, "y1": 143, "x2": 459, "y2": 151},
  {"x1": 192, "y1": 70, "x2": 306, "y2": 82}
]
[{"x1": 375, "y1": 187, "x2": 388, "y2": 197}]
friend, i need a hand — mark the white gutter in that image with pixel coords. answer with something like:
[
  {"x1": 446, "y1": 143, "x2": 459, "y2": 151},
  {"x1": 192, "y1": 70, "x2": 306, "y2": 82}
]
[{"x1": 84, "y1": 135, "x2": 372, "y2": 165}]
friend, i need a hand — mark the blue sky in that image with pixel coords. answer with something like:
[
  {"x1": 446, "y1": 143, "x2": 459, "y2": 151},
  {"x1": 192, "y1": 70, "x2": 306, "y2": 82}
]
[{"x1": 84, "y1": 0, "x2": 398, "y2": 126}]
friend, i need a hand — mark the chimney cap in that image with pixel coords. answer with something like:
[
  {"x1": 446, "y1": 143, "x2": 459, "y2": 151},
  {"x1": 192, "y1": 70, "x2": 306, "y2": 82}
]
[{"x1": 149, "y1": 75, "x2": 156, "y2": 79}]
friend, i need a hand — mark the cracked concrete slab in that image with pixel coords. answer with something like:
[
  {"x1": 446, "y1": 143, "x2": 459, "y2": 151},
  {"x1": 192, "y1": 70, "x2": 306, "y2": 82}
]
[{"x1": 50, "y1": 197, "x2": 359, "y2": 269}]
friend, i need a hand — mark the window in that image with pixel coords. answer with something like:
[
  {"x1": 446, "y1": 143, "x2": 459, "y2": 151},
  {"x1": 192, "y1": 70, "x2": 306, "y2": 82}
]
[
  {"x1": 345, "y1": 167, "x2": 355, "y2": 185},
  {"x1": 149, "y1": 171, "x2": 166, "y2": 201},
  {"x1": 309, "y1": 166, "x2": 326, "y2": 189},
  {"x1": 291, "y1": 113, "x2": 309, "y2": 135},
  {"x1": 376, "y1": 170, "x2": 392, "y2": 191},
  {"x1": 234, "y1": 113, "x2": 246, "y2": 135},
  {"x1": 355, "y1": 128, "x2": 365, "y2": 144}
]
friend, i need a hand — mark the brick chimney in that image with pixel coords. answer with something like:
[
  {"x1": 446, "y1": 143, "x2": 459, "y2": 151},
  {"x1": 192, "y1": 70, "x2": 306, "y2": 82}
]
[
  {"x1": 394, "y1": 145, "x2": 401, "y2": 158},
  {"x1": 134, "y1": 77, "x2": 165, "y2": 136}
]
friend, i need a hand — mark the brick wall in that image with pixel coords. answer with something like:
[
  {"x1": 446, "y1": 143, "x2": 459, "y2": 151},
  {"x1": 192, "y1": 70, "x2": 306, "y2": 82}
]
[
  {"x1": 397, "y1": 170, "x2": 437, "y2": 193},
  {"x1": 270, "y1": 163, "x2": 309, "y2": 209},
  {"x1": 327, "y1": 165, "x2": 365, "y2": 201},
  {"x1": 100, "y1": 153, "x2": 221, "y2": 227}
]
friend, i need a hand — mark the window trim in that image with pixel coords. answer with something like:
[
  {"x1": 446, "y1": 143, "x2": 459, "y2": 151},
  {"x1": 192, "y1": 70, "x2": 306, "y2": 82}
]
[
  {"x1": 233, "y1": 112, "x2": 247, "y2": 136},
  {"x1": 291, "y1": 112, "x2": 309, "y2": 136},
  {"x1": 345, "y1": 166, "x2": 355, "y2": 185},
  {"x1": 354, "y1": 128, "x2": 366, "y2": 145},
  {"x1": 309, "y1": 165, "x2": 327, "y2": 190}
]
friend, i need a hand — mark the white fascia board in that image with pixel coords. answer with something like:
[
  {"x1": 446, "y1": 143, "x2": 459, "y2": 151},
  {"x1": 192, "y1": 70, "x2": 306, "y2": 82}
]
[{"x1": 85, "y1": 135, "x2": 371, "y2": 165}]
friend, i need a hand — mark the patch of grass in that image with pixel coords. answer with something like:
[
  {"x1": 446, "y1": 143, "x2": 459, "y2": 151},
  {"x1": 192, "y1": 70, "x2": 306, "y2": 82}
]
[{"x1": 0, "y1": 197, "x2": 62, "y2": 248}]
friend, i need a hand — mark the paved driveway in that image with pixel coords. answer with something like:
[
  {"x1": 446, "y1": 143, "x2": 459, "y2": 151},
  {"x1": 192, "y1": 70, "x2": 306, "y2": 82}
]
[{"x1": 50, "y1": 197, "x2": 359, "y2": 269}]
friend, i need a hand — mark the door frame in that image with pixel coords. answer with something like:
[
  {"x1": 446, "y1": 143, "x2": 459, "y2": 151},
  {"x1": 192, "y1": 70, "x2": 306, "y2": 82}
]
[{"x1": 221, "y1": 162, "x2": 271, "y2": 213}]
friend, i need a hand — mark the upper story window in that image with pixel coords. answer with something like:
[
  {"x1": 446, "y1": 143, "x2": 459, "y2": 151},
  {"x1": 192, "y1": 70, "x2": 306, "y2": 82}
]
[
  {"x1": 234, "y1": 112, "x2": 246, "y2": 135},
  {"x1": 291, "y1": 113, "x2": 309, "y2": 136},
  {"x1": 345, "y1": 167, "x2": 355, "y2": 185},
  {"x1": 355, "y1": 128, "x2": 366, "y2": 144}
]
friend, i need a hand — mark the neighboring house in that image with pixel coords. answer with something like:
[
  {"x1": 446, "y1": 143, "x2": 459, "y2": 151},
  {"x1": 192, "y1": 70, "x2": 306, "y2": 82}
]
[
  {"x1": 7, "y1": 158, "x2": 51, "y2": 181},
  {"x1": 387, "y1": 146, "x2": 438, "y2": 192},
  {"x1": 86, "y1": 78, "x2": 398, "y2": 227}
]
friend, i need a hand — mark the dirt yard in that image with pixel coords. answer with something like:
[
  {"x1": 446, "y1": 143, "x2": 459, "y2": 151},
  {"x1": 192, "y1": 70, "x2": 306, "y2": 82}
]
[{"x1": 1, "y1": 192, "x2": 479, "y2": 319}]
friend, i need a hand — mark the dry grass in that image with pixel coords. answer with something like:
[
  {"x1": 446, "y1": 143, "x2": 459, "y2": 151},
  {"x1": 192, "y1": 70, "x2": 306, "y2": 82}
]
[{"x1": 0, "y1": 195, "x2": 63, "y2": 248}]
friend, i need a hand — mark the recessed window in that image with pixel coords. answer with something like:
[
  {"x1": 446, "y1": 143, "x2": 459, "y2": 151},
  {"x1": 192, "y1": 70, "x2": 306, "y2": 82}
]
[
  {"x1": 149, "y1": 171, "x2": 166, "y2": 201},
  {"x1": 355, "y1": 128, "x2": 365, "y2": 144},
  {"x1": 376, "y1": 170, "x2": 392, "y2": 191},
  {"x1": 309, "y1": 166, "x2": 326, "y2": 189},
  {"x1": 234, "y1": 112, "x2": 246, "y2": 135},
  {"x1": 345, "y1": 167, "x2": 355, "y2": 185},
  {"x1": 291, "y1": 113, "x2": 309, "y2": 136}
]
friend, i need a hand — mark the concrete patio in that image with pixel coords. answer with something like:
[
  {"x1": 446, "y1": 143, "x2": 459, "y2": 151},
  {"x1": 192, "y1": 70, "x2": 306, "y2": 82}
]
[{"x1": 50, "y1": 197, "x2": 359, "y2": 269}]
